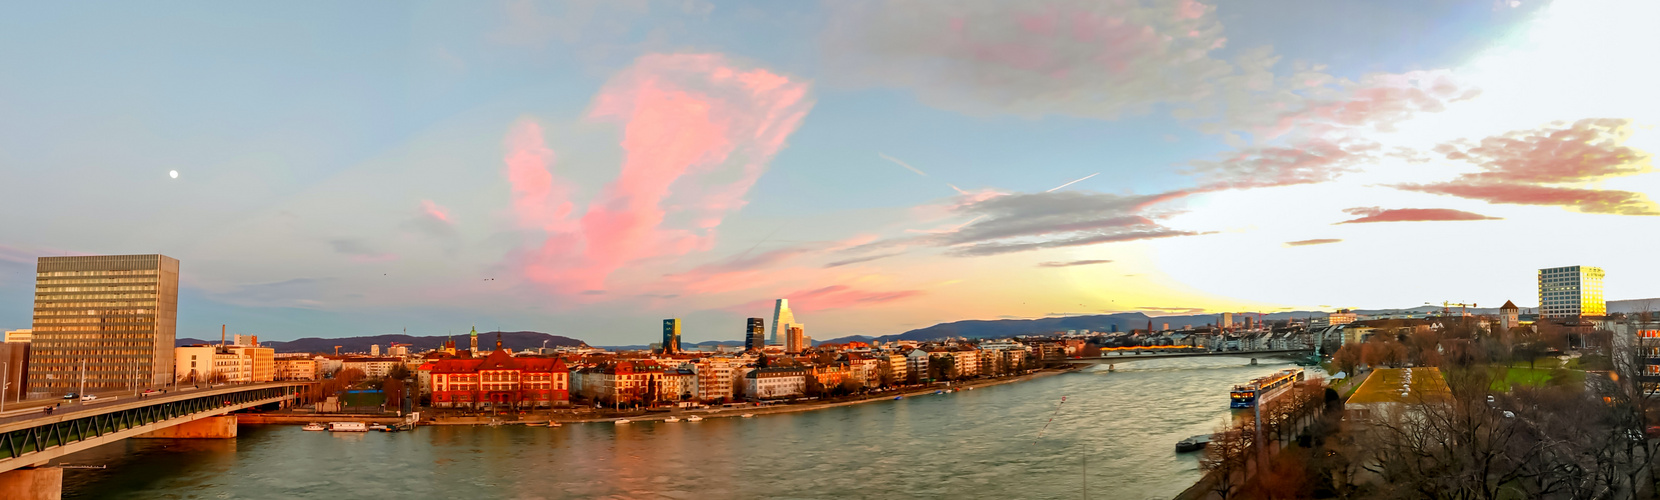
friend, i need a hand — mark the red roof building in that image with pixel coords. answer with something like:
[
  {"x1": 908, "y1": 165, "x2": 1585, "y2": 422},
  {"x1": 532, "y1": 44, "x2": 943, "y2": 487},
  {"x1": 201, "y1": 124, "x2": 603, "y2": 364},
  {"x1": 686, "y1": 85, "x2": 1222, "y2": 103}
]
[{"x1": 422, "y1": 349, "x2": 569, "y2": 409}]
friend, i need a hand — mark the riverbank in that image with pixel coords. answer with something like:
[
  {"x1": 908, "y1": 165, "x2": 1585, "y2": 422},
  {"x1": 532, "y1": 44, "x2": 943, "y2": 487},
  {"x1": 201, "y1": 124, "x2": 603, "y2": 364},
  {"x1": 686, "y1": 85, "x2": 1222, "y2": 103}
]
[{"x1": 420, "y1": 367, "x2": 1078, "y2": 426}]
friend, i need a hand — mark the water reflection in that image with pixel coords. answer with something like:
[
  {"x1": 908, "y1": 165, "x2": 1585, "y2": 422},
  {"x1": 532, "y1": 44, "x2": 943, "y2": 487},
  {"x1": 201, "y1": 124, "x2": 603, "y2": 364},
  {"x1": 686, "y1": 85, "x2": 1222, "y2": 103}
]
[{"x1": 58, "y1": 357, "x2": 1295, "y2": 500}]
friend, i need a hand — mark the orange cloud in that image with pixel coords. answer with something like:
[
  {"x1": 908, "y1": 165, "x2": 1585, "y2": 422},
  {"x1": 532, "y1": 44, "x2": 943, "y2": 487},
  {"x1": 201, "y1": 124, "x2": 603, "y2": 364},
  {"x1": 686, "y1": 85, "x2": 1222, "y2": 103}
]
[
  {"x1": 1284, "y1": 239, "x2": 1342, "y2": 247},
  {"x1": 1336, "y1": 207, "x2": 1501, "y2": 224},
  {"x1": 1396, "y1": 118, "x2": 1657, "y2": 215}
]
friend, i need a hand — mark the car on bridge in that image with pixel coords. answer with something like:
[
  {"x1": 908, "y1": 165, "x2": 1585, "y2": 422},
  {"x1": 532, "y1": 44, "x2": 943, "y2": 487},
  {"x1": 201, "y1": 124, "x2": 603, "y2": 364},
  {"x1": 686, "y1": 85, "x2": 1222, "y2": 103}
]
[{"x1": 61, "y1": 392, "x2": 78, "y2": 400}]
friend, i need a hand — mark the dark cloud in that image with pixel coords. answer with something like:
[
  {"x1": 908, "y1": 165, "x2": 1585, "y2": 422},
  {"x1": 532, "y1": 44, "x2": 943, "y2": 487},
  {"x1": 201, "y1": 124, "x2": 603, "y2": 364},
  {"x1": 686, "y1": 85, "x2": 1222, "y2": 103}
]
[
  {"x1": 1037, "y1": 259, "x2": 1114, "y2": 268},
  {"x1": 940, "y1": 191, "x2": 1205, "y2": 257},
  {"x1": 823, "y1": 252, "x2": 905, "y2": 268}
]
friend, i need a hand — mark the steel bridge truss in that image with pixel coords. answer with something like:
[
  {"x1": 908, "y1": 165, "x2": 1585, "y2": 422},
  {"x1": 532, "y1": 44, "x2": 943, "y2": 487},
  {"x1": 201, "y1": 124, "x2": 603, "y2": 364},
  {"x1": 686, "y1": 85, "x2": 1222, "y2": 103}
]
[{"x1": 0, "y1": 386, "x2": 296, "y2": 462}]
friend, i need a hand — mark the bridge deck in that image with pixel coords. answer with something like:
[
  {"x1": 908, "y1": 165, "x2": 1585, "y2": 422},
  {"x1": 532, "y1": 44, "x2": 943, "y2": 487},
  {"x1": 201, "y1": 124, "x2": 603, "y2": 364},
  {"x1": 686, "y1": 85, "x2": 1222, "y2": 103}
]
[
  {"x1": 0, "y1": 382, "x2": 307, "y2": 473},
  {"x1": 1072, "y1": 349, "x2": 1312, "y2": 363}
]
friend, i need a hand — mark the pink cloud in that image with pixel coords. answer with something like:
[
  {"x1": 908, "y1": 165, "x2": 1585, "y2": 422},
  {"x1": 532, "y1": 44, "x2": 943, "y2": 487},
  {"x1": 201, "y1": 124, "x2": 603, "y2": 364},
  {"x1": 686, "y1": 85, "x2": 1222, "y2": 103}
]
[
  {"x1": 1283, "y1": 239, "x2": 1341, "y2": 247},
  {"x1": 727, "y1": 284, "x2": 926, "y2": 314},
  {"x1": 1395, "y1": 184, "x2": 1659, "y2": 216},
  {"x1": 1394, "y1": 118, "x2": 1658, "y2": 215},
  {"x1": 1262, "y1": 70, "x2": 1479, "y2": 139},
  {"x1": 420, "y1": 200, "x2": 452, "y2": 223},
  {"x1": 1434, "y1": 118, "x2": 1650, "y2": 184},
  {"x1": 507, "y1": 53, "x2": 815, "y2": 294},
  {"x1": 1186, "y1": 136, "x2": 1381, "y2": 191},
  {"x1": 1335, "y1": 207, "x2": 1501, "y2": 224}
]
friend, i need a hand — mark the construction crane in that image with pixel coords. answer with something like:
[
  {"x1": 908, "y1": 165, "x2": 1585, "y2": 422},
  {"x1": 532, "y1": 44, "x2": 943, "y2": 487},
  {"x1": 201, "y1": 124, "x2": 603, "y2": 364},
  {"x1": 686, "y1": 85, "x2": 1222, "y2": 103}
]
[{"x1": 1426, "y1": 301, "x2": 1477, "y2": 317}]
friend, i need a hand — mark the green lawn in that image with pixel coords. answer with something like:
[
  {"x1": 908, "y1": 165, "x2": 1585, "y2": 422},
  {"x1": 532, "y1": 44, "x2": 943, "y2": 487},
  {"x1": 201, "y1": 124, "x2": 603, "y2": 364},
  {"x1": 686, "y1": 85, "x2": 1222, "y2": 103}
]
[
  {"x1": 1489, "y1": 363, "x2": 1585, "y2": 392},
  {"x1": 340, "y1": 391, "x2": 386, "y2": 408}
]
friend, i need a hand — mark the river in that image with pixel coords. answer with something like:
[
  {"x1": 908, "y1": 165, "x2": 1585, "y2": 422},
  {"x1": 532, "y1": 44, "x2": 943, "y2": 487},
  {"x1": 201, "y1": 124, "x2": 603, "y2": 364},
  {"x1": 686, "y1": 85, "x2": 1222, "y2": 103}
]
[{"x1": 53, "y1": 357, "x2": 1297, "y2": 499}]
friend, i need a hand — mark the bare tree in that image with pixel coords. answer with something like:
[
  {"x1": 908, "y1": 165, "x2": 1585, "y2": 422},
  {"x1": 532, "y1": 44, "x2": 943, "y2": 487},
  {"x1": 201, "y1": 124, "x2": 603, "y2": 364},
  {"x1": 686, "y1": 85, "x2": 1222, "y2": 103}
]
[{"x1": 1202, "y1": 418, "x2": 1254, "y2": 500}]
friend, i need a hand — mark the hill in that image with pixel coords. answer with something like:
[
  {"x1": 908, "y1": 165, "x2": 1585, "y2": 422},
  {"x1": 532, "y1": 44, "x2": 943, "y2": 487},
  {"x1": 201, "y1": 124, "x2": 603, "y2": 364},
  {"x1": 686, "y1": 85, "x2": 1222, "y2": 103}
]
[{"x1": 175, "y1": 331, "x2": 586, "y2": 354}]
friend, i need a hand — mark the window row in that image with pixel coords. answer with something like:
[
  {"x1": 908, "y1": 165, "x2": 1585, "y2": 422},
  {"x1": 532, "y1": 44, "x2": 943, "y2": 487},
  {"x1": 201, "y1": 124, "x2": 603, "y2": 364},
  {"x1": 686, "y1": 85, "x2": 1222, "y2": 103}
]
[
  {"x1": 38, "y1": 270, "x2": 157, "y2": 277},
  {"x1": 34, "y1": 309, "x2": 154, "y2": 316},
  {"x1": 37, "y1": 285, "x2": 158, "y2": 293}
]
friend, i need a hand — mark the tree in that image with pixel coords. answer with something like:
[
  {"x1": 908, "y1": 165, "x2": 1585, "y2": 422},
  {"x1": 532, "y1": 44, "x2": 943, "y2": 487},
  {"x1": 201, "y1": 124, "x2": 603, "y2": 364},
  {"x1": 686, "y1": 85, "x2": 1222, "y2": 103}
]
[
  {"x1": 1201, "y1": 419, "x2": 1253, "y2": 500},
  {"x1": 386, "y1": 363, "x2": 411, "y2": 381},
  {"x1": 1333, "y1": 344, "x2": 1362, "y2": 376}
]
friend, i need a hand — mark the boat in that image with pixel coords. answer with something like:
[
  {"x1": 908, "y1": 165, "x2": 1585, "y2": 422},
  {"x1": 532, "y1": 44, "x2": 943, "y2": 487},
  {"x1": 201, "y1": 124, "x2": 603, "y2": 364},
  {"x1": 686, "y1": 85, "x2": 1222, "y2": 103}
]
[
  {"x1": 664, "y1": 416, "x2": 680, "y2": 423},
  {"x1": 1176, "y1": 434, "x2": 1212, "y2": 453},
  {"x1": 549, "y1": 421, "x2": 562, "y2": 428},
  {"x1": 301, "y1": 422, "x2": 326, "y2": 431},
  {"x1": 328, "y1": 422, "x2": 368, "y2": 432},
  {"x1": 1229, "y1": 369, "x2": 1305, "y2": 408},
  {"x1": 740, "y1": 413, "x2": 754, "y2": 418},
  {"x1": 614, "y1": 419, "x2": 631, "y2": 425},
  {"x1": 685, "y1": 415, "x2": 703, "y2": 422},
  {"x1": 893, "y1": 396, "x2": 903, "y2": 400},
  {"x1": 368, "y1": 423, "x2": 390, "y2": 431}
]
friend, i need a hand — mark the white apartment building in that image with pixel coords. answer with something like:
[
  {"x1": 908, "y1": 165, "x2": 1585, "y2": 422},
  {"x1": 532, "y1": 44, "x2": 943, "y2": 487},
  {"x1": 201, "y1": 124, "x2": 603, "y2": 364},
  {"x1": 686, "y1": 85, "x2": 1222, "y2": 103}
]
[{"x1": 745, "y1": 367, "x2": 806, "y2": 399}]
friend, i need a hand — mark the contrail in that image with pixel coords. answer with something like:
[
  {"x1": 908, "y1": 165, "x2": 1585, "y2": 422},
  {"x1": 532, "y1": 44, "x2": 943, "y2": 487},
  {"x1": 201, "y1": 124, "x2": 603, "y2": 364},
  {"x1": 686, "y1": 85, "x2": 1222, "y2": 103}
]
[
  {"x1": 1047, "y1": 172, "x2": 1099, "y2": 192},
  {"x1": 879, "y1": 153, "x2": 929, "y2": 177}
]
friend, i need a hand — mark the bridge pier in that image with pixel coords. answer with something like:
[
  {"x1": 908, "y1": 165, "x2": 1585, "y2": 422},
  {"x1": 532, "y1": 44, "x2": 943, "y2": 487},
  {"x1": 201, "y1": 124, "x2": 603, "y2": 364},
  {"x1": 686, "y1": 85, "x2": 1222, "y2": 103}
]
[
  {"x1": 134, "y1": 415, "x2": 238, "y2": 439},
  {"x1": 0, "y1": 466, "x2": 62, "y2": 500},
  {"x1": 1250, "y1": 358, "x2": 1258, "y2": 365}
]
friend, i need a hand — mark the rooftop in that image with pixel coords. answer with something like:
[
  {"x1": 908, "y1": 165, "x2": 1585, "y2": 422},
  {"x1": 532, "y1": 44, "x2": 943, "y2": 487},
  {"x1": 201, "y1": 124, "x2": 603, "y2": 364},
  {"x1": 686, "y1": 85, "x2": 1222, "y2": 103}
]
[{"x1": 1346, "y1": 367, "x2": 1451, "y2": 405}]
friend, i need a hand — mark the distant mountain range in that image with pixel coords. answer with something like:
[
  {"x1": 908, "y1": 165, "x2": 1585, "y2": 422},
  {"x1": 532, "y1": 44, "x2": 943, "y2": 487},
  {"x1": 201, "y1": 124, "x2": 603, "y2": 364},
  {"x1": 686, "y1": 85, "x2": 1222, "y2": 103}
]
[
  {"x1": 187, "y1": 298, "x2": 1660, "y2": 353},
  {"x1": 176, "y1": 331, "x2": 586, "y2": 354},
  {"x1": 812, "y1": 298, "x2": 1660, "y2": 345}
]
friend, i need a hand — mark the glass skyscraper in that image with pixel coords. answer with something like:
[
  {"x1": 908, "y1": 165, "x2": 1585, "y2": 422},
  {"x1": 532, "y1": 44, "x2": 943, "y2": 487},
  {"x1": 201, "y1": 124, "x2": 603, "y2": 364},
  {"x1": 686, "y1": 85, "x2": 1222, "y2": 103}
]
[
  {"x1": 1538, "y1": 265, "x2": 1605, "y2": 319},
  {"x1": 745, "y1": 318, "x2": 765, "y2": 351},
  {"x1": 28, "y1": 254, "x2": 178, "y2": 398}
]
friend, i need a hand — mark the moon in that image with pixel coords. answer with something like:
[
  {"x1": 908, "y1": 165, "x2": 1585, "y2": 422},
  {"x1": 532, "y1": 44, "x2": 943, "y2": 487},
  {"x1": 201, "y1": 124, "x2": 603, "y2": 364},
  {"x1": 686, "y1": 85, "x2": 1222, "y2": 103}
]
[{"x1": 169, "y1": 170, "x2": 178, "y2": 179}]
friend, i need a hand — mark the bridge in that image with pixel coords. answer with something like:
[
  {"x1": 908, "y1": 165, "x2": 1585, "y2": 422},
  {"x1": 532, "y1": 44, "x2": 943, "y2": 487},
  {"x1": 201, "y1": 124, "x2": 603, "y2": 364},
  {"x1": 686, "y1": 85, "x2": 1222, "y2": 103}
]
[
  {"x1": 0, "y1": 382, "x2": 307, "y2": 499},
  {"x1": 1071, "y1": 348, "x2": 1314, "y2": 364}
]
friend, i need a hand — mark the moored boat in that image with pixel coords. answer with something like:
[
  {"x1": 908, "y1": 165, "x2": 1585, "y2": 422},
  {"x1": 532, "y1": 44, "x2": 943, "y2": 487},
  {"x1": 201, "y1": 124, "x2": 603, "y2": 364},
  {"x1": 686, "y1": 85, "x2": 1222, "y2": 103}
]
[
  {"x1": 1176, "y1": 434, "x2": 1212, "y2": 453},
  {"x1": 685, "y1": 415, "x2": 703, "y2": 422},
  {"x1": 328, "y1": 422, "x2": 368, "y2": 432},
  {"x1": 302, "y1": 422, "x2": 326, "y2": 431},
  {"x1": 664, "y1": 416, "x2": 680, "y2": 423},
  {"x1": 740, "y1": 413, "x2": 754, "y2": 418},
  {"x1": 614, "y1": 419, "x2": 631, "y2": 425}
]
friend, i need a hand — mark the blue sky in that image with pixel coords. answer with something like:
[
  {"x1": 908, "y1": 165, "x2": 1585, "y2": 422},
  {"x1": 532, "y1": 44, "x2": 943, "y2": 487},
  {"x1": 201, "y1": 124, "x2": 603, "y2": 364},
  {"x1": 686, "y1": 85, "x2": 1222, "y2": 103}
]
[{"x1": 2, "y1": 0, "x2": 1655, "y2": 345}]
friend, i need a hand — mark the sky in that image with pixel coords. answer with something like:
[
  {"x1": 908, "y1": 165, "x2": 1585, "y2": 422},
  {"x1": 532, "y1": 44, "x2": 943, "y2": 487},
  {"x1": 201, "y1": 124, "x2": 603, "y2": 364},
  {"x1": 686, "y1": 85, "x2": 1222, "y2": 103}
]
[{"x1": 1, "y1": 0, "x2": 1657, "y2": 345}]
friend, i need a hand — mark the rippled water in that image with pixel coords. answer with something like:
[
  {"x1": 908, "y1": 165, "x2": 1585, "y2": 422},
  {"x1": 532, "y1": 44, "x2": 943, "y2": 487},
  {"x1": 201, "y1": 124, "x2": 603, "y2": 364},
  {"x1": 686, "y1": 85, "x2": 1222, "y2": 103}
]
[{"x1": 54, "y1": 357, "x2": 1296, "y2": 499}]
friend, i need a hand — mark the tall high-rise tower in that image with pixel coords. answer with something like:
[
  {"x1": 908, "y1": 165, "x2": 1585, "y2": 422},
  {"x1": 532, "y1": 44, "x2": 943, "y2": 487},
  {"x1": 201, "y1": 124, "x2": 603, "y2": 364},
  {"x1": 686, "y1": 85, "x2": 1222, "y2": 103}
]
[
  {"x1": 771, "y1": 299, "x2": 797, "y2": 345},
  {"x1": 1539, "y1": 266, "x2": 1606, "y2": 319},
  {"x1": 745, "y1": 318, "x2": 765, "y2": 351},
  {"x1": 662, "y1": 319, "x2": 682, "y2": 354},
  {"x1": 29, "y1": 254, "x2": 178, "y2": 397}
]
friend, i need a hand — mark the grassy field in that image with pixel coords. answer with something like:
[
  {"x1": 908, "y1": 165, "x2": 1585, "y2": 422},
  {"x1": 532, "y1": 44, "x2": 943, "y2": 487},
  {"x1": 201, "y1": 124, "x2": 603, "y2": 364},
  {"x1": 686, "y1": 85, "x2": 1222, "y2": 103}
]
[
  {"x1": 340, "y1": 390, "x2": 386, "y2": 408},
  {"x1": 1489, "y1": 359, "x2": 1585, "y2": 391}
]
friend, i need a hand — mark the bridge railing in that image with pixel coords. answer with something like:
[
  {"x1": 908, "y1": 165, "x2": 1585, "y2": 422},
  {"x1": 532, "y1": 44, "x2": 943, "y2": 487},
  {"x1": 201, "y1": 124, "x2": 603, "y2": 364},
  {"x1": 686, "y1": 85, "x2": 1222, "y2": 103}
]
[{"x1": 0, "y1": 385, "x2": 296, "y2": 462}]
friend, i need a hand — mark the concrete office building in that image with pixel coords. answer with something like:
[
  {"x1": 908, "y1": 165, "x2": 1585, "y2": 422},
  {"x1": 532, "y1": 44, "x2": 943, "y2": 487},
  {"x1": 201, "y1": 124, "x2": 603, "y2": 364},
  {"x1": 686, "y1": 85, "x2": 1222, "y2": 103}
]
[
  {"x1": 745, "y1": 318, "x2": 765, "y2": 352},
  {"x1": 1538, "y1": 266, "x2": 1606, "y2": 319},
  {"x1": 28, "y1": 254, "x2": 178, "y2": 398}
]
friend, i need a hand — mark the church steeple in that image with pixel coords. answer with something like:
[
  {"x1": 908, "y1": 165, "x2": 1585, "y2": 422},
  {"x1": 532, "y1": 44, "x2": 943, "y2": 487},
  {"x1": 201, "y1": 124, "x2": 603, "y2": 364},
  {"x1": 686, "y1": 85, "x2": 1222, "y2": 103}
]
[
  {"x1": 469, "y1": 326, "x2": 479, "y2": 357},
  {"x1": 496, "y1": 331, "x2": 503, "y2": 351}
]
